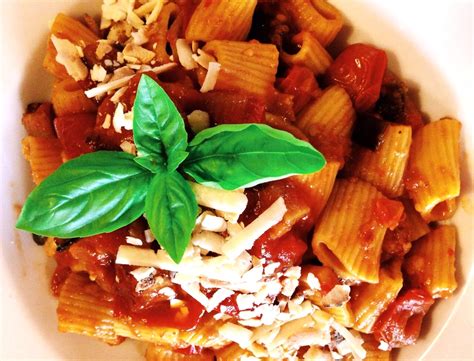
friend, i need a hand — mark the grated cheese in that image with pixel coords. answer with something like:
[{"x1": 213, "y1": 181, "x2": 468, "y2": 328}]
[
  {"x1": 84, "y1": 62, "x2": 176, "y2": 98},
  {"x1": 90, "y1": 64, "x2": 108, "y2": 82},
  {"x1": 144, "y1": 228, "x2": 155, "y2": 243},
  {"x1": 222, "y1": 197, "x2": 287, "y2": 259},
  {"x1": 96, "y1": 40, "x2": 113, "y2": 60},
  {"x1": 206, "y1": 288, "x2": 234, "y2": 312},
  {"x1": 102, "y1": 114, "x2": 112, "y2": 129},
  {"x1": 113, "y1": 103, "x2": 133, "y2": 133},
  {"x1": 125, "y1": 236, "x2": 143, "y2": 246},
  {"x1": 50, "y1": 35, "x2": 88, "y2": 81},
  {"x1": 110, "y1": 85, "x2": 129, "y2": 103},
  {"x1": 200, "y1": 213, "x2": 227, "y2": 232},
  {"x1": 321, "y1": 285, "x2": 351, "y2": 307},
  {"x1": 123, "y1": 43, "x2": 155, "y2": 64},
  {"x1": 131, "y1": 28, "x2": 149, "y2": 45},
  {"x1": 219, "y1": 323, "x2": 253, "y2": 349},
  {"x1": 129, "y1": 266, "x2": 156, "y2": 281},
  {"x1": 120, "y1": 140, "x2": 137, "y2": 155},
  {"x1": 200, "y1": 61, "x2": 221, "y2": 93},
  {"x1": 189, "y1": 182, "x2": 248, "y2": 214},
  {"x1": 146, "y1": 0, "x2": 165, "y2": 24},
  {"x1": 191, "y1": 231, "x2": 224, "y2": 254},
  {"x1": 192, "y1": 49, "x2": 216, "y2": 70},
  {"x1": 176, "y1": 39, "x2": 198, "y2": 70}
]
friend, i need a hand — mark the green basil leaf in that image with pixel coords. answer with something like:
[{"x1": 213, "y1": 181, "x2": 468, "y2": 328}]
[
  {"x1": 182, "y1": 123, "x2": 326, "y2": 190},
  {"x1": 133, "y1": 75, "x2": 189, "y2": 172},
  {"x1": 145, "y1": 171, "x2": 197, "y2": 263},
  {"x1": 16, "y1": 151, "x2": 152, "y2": 238}
]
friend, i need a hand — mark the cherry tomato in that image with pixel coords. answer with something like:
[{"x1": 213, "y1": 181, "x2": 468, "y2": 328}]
[
  {"x1": 325, "y1": 43, "x2": 387, "y2": 112},
  {"x1": 54, "y1": 112, "x2": 96, "y2": 159},
  {"x1": 373, "y1": 288, "x2": 434, "y2": 349}
]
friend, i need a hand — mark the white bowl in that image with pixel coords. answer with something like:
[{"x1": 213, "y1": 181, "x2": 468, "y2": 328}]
[{"x1": 0, "y1": 1, "x2": 472, "y2": 360}]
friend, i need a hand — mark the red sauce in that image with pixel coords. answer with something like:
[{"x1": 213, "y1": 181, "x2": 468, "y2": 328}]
[
  {"x1": 175, "y1": 345, "x2": 204, "y2": 355},
  {"x1": 219, "y1": 294, "x2": 240, "y2": 317},
  {"x1": 114, "y1": 288, "x2": 205, "y2": 330},
  {"x1": 54, "y1": 113, "x2": 96, "y2": 158},
  {"x1": 373, "y1": 198, "x2": 404, "y2": 230},
  {"x1": 373, "y1": 289, "x2": 434, "y2": 349},
  {"x1": 301, "y1": 265, "x2": 339, "y2": 295},
  {"x1": 51, "y1": 266, "x2": 71, "y2": 297},
  {"x1": 250, "y1": 231, "x2": 307, "y2": 270},
  {"x1": 277, "y1": 65, "x2": 321, "y2": 113}
]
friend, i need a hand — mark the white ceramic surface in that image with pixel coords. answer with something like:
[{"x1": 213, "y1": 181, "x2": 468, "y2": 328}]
[{"x1": 0, "y1": 1, "x2": 472, "y2": 360}]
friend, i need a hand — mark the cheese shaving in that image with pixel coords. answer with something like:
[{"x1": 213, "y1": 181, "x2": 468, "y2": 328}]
[
  {"x1": 219, "y1": 323, "x2": 253, "y2": 348},
  {"x1": 50, "y1": 35, "x2": 88, "y2": 81},
  {"x1": 146, "y1": 0, "x2": 165, "y2": 24},
  {"x1": 200, "y1": 61, "x2": 221, "y2": 93},
  {"x1": 189, "y1": 182, "x2": 248, "y2": 214},
  {"x1": 222, "y1": 197, "x2": 287, "y2": 259},
  {"x1": 176, "y1": 39, "x2": 198, "y2": 70},
  {"x1": 90, "y1": 64, "x2": 108, "y2": 82},
  {"x1": 125, "y1": 236, "x2": 143, "y2": 246},
  {"x1": 113, "y1": 103, "x2": 133, "y2": 133},
  {"x1": 84, "y1": 62, "x2": 176, "y2": 98}
]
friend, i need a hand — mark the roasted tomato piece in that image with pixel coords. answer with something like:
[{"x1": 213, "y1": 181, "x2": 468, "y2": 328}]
[
  {"x1": 277, "y1": 65, "x2": 321, "y2": 113},
  {"x1": 54, "y1": 112, "x2": 96, "y2": 158},
  {"x1": 54, "y1": 227, "x2": 130, "y2": 293},
  {"x1": 374, "y1": 198, "x2": 404, "y2": 230},
  {"x1": 300, "y1": 265, "x2": 339, "y2": 295},
  {"x1": 250, "y1": 231, "x2": 307, "y2": 270},
  {"x1": 325, "y1": 43, "x2": 387, "y2": 112},
  {"x1": 373, "y1": 288, "x2": 434, "y2": 349}
]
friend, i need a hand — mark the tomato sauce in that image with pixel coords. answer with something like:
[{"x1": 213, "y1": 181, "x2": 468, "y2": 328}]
[{"x1": 373, "y1": 289, "x2": 434, "y2": 349}]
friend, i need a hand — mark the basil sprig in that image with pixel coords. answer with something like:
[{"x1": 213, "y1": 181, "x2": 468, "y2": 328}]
[
  {"x1": 17, "y1": 75, "x2": 325, "y2": 263},
  {"x1": 183, "y1": 123, "x2": 326, "y2": 190}
]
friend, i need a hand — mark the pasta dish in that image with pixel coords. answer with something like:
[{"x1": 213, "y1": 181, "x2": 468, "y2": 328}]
[{"x1": 17, "y1": 0, "x2": 461, "y2": 360}]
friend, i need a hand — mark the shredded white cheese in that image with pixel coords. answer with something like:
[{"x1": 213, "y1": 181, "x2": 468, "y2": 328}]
[
  {"x1": 176, "y1": 39, "x2": 198, "y2": 70},
  {"x1": 50, "y1": 35, "x2": 88, "y2": 81},
  {"x1": 219, "y1": 323, "x2": 253, "y2": 349},
  {"x1": 200, "y1": 61, "x2": 221, "y2": 93},
  {"x1": 91, "y1": 64, "x2": 108, "y2": 82},
  {"x1": 113, "y1": 103, "x2": 133, "y2": 133},
  {"x1": 189, "y1": 182, "x2": 248, "y2": 214},
  {"x1": 222, "y1": 197, "x2": 287, "y2": 259}
]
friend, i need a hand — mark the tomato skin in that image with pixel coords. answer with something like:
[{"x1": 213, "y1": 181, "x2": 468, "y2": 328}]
[
  {"x1": 325, "y1": 43, "x2": 387, "y2": 112},
  {"x1": 54, "y1": 113, "x2": 96, "y2": 159},
  {"x1": 373, "y1": 288, "x2": 434, "y2": 349}
]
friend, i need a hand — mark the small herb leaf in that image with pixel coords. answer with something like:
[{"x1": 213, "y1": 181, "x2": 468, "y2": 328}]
[
  {"x1": 145, "y1": 171, "x2": 198, "y2": 263},
  {"x1": 133, "y1": 75, "x2": 189, "y2": 173},
  {"x1": 183, "y1": 123, "x2": 326, "y2": 190},
  {"x1": 16, "y1": 151, "x2": 152, "y2": 238}
]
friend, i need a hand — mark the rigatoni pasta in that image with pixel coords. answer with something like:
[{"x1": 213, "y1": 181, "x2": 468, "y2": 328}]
[
  {"x1": 57, "y1": 272, "x2": 122, "y2": 345},
  {"x1": 351, "y1": 259, "x2": 403, "y2": 333},
  {"x1": 403, "y1": 226, "x2": 458, "y2": 298},
  {"x1": 281, "y1": 31, "x2": 333, "y2": 75},
  {"x1": 312, "y1": 179, "x2": 402, "y2": 283},
  {"x1": 297, "y1": 85, "x2": 355, "y2": 165},
  {"x1": 405, "y1": 118, "x2": 461, "y2": 221},
  {"x1": 346, "y1": 123, "x2": 412, "y2": 198},
  {"x1": 185, "y1": 0, "x2": 257, "y2": 42},
  {"x1": 22, "y1": 136, "x2": 63, "y2": 184},
  {"x1": 203, "y1": 40, "x2": 279, "y2": 97},
  {"x1": 280, "y1": 0, "x2": 344, "y2": 46}
]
